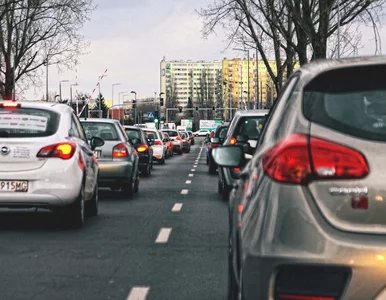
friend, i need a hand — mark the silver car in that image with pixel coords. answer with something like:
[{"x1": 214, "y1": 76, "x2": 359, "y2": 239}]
[
  {"x1": 81, "y1": 118, "x2": 139, "y2": 199},
  {"x1": 213, "y1": 56, "x2": 386, "y2": 300}
]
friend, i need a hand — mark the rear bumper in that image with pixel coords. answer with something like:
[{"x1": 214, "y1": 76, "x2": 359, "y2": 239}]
[{"x1": 98, "y1": 160, "x2": 134, "y2": 185}]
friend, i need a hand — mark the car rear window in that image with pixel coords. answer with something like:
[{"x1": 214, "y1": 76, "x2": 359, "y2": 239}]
[
  {"x1": 0, "y1": 107, "x2": 60, "y2": 137},
  {"x1": 82, "y1": 122, "x2": 119, "y2": 141},
  {"x1": 125, "y1": 129, "x2": 140, "y2": 139},
  {"x1": 217, "y1": 127, "x2": 228, "y2": 139},
  {"x1": 303, "y1": 65, "x2": 386, "y2": 141},
  {"x1": 234, "y1": 116, "x2": 266, "y2": 140},
  {"x1": 162, "y1": 130, "x2": 178, "y2": 137}
]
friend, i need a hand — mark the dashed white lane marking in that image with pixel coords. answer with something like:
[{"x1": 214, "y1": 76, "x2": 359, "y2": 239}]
[
  {"x1": 186, "y1": 180, "x2": 192, "y2": 184},
  {"x1": 193, "y1": 165, "x2": 197, "y2": 168},
  {"x1": 191, "y1": 169, "x2": 196, "y2": 172},
  {"x1": 189, "y1": 173, "x2": 194, "y2": 177},
  {"x1": 181, "y1": 189, "x2": 189, "y2": 195},
  {"x1": 127, "y1": 287, "x2": 150, "y2": 300},
  {"x1": 172, "y1": 203, "x2": 183, "y2": 212},
  {"x1": 155, "y1": 228, "x2": 172, "y2": 243}
]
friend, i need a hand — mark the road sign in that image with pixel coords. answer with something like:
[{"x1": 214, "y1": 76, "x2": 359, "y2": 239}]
[{"x1": 147, "y1": 112, "x2": 154, "y2": 118}]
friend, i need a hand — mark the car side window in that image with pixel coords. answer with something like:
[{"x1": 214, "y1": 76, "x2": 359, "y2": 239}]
[
  {"x1": 70, "y1": 116, "x2": 81, "y2": 139},
  {"x1": 258, "y1": 76, "x2": 299, "y2": 145},
  {"x1": 72, "y1": 114, "x2": 87, "y2": 142}
]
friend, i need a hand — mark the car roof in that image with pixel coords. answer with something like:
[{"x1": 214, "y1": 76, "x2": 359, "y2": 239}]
[
  {"x1": 123, "y1": 125, "x2": 142, "y2": 130},
  {"x1": 80, "y1": 118, "x2": 120, "y2": 124},
  {"x1": 1, "y1": 101, "x2": 74, "y2": 115},
  {"x1": 233, "y1": 109, "x2": 270, "y2": 117}
]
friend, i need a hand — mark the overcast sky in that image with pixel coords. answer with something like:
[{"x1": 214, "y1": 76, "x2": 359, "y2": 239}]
[{"x1": 24, "y1": 0, "x2": 386, "y2": 102}]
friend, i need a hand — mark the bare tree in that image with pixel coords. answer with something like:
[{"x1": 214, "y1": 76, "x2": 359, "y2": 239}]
[{"x1": 0, "y1": 0, "x2": 95, "y2": 99}]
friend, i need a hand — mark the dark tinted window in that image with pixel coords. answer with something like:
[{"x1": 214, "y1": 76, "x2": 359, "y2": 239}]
[
  {"x1": 0, "y1": 107, "x2": 60, "y2": 137},
  {"x1": 303, "y1": 65, "x2": 386, "y2": 141},
  {"x1": 82, "y1": 122, "x2": 119, "y2": 140},
  {"x1": 162, "y1": 130, "x2": 178, "y2": 137},
  {"x1": 234, "y1": 116, "x2": 266, "y2": 140}
]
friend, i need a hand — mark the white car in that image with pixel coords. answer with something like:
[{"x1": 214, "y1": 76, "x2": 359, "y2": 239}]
[
  {"x1": 194, "y1": 129, "x2": 210, "y2": 137},
  {"x1": 144, "y1": 128, "x2": 167, "y2": 163},
  {"x1": 0, "y1": 101, "x2": 104, "y2": 228}
]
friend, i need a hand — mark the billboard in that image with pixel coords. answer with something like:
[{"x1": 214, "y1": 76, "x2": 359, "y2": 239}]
[{"x1": 199, "y1": 120, "x2": 222, "y2": 131}]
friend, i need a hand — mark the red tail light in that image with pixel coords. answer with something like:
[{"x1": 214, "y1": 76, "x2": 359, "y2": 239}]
[
  {"x1": 277, "y1": 294, "x2": 335, "y2": 300},
  {"x1": 230, "y1": 137, "x2": 237, "y2": 145},
  {"x1": 1, "y1": 102, "x2": 21, "y2": 108},
  {"x1": 262, "y1": 133, "x2": 369, "y2": 184},
  {"x1": 78, "y1": 154, "x2": 86, "y2": 172},
  {"x1": 154, "y1": 140, "x2": 162, "y2": 145},
  {"x1": 37, "y1": 142, "x2": 76, "y2": 160},
  {"x1": 113, "y1": 143, "x2": 129, "y2": 157},
  {"x1": 137, "y1": 144, "x2": 148, "y2": 153},
  {"x1": 234, "y1": 167, "x2": 241, "y2": 172},
  {"x1": 176, "y1": 136, "x2": 181, "y2": 141},
  {"x1": 212, "y1": 143, "x2": 220, "y2": 148},
  {"x1": 182, "y1": 138, "x2": 186, "y2": 142}
]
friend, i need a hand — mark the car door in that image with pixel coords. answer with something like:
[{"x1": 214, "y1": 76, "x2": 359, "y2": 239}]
[{"x1": 69, "y1": 113, "x2": 97, "y2": 199}]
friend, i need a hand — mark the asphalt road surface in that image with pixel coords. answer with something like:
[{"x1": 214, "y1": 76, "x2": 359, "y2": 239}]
[{"x1": 0, "y1": 138, "x2": 228, "y2": 300}]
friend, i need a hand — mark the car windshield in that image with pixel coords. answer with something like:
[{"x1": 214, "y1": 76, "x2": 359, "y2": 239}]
[
  {"x1": 82, "y1": 122, "x2": 119, "y2": 140},
  {"x1": 0, "y1": 107, "x2": 60, "y2": 138}
]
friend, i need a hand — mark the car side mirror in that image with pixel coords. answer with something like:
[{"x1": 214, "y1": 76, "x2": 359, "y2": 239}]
[
  {"x1": 90, "y1": 136, "x2": 104, "y2": 151},
  {"x1": 212, "y1": 145, "x2": 243, "y2": 167},
  {"x1": 147, "y1": 139, "x2": 155, "y2": 146},
  {"x1": 211, "y1": 137, "x2": 220, "y2": 143}
]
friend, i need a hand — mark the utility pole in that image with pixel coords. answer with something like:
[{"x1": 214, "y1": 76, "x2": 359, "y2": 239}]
[{"x1": 337, "y1": 0, "x2": 341, "y2": 58}]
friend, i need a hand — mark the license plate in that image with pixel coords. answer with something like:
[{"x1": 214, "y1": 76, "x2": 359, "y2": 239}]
[
  {"x1": 0, "y1": 181, "x2": 28, "y2": 192},
  {"x1": 93, "y1": 150, "x2": 100, "y2": 158}
]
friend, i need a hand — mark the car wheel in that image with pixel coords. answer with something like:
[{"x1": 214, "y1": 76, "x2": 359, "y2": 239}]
[
  {"x1": 228, "y1": 232, "x2": 239, "y2": 300},
  {"x1": 66, "y1": 184, "x2": 85, "y2": 229},
  {"x1": 159, "y1": 157, "x2": 165, "y2": 164},
  {"x1": 178, "y1": 150, "x2": 183, "y2": 155},
  {"x1": 134, "y1": 174, "x2": 139, "y2": 193},
  {"x1": 206, "y1": 156, "x2": 209, "y2": 165},
  {"x1": 121, "y1": 179, "x2": 134, "y2": 199},
  {"x1": 88, "y1": 180, "x2": 99, "y2": 217},
  {"x1": 222, "y1": 181, "x2": 231, "y2": 201},
  {"x1": 209, "y1": 160, "x2": 216, "y2": 174},
  {"x1": 218, "y1": 178, "x2": 223, "y2": 194}
]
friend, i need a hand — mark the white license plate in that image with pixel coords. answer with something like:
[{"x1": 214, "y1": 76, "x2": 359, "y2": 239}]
[
  {"x1": 93, "y1": 151, "x2": 100, "y2": 158},
  {"x1": 0, "y1": 181, "x2": 28, "y2": 192}
]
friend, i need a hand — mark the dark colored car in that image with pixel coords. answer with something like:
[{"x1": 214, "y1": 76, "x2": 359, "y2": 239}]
[
  {"x1": 207, "y1": 124, "x2": 229, "y2": 174},
  {"x1": 217, "y1": 110, "x2": 268, "y2": 200},
  {"x1": 187, "y1": 131, "x2": 195, "y2": 145},
  {"x1": 123, "y1": 126, "x2": 153, "y2": 177},
  {"x1": 180, "y1": 131, "x2": 191, "y2": 153}
]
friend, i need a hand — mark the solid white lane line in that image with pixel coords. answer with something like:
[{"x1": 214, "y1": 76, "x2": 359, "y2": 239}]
[
  {"x1": 186, "y1": 180, "x2": 192, "y2": 184},
  {"x1": 181, "y1": 189, "x2": 189, "y2": 195},
  {"x1": 189, "y1": 174, "x2": 194, "y2": 177},
  {"x1": 155, "y1": 228, "x2": 172, "y2": 243},
  {"x1": 172, "y1": 203, "x2": 183, "y2": 212},
  {"x1": 127, "y1": 287, "x2": 150, "y2": 300}
]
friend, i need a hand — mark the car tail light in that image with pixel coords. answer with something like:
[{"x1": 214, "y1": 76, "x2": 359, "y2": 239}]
[
  {"x1": 137, "y1": 144, "x2": 148, "y2": 153},
  {"x1": 78, "y1": 154, "x2": 86, "y2": 172},
  {"x1": 176, "y1": 136, "x2": 181, "y2": 141},
  {"x1": 182, "y1": 138, "x2": 186, "y2": 142},
  {"x1": 277, "y1": 294, "x2": 335, "y2": 300},
  {"x1": 230, "y1": 137, "x2": 237, "y2": 145},
  {"x1": 37, "y1": 142, "x2": 76, "y2": 160},
  {"x1": 234, "y1": 167, "x2": 241, "y2": 172},
  {"x1": 113, "y1": 143, "x2": 129, "y2": 157},
  {"x1": 154, "y1": 140, "x2": 162, "y2": 145},
  {"x1": 1, "y1": 102, "x2": 21, "y2": 108},
  {"x1": 262, "y1": 133, "x2": 369, "y2": 184},
  {"x1": 212, "y1": 143, "x2": 220, "y2": 148}
]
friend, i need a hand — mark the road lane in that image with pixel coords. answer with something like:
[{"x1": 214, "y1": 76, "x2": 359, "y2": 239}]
[{"x1": 0, "y1": 137, "x2": 228, "y2": 300}]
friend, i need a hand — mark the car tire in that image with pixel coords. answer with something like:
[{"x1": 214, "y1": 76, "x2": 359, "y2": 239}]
[
  {"x1": 218, "y1": 178, "x2": 223, "y2": 194},
  {"x1": 159, "y1": 157, "x2": 165, "y2": 164},
  {"x1": 66, "y1": 184, "x2": 85, "y2": 229},
  {"x1": 206, "y1": 156, "x2": 209, "y2": 165},
  {"x1": 228, "y1": 234, "x2": 239, "y2": 300},
  {"x1": 121, "y1": 179, "x2": 134, "y2": 199},
  {"x1": 134, "y1": 174, "x2": 139, "y2": 193},
  {"x1": 209, "y1": 160, "x2": 216, "y2": 174},
  {"x1": 88, "y1": 180, "x2": 99, "y2": 217},
  {"x1": 222, "y1": 182, "x2": 231, "y2": 201}
]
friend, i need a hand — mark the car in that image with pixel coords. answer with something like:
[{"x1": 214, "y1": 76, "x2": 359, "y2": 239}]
[
  {"x1": 0, "y1": 101, "x2": 104, "y2": 228},
  {"x1": 187, "y1": 131, "x2": 195, "y2": 145},
  {"x1": 123, "y1": 126, "x2": 153, "y2": 177},
  {"x1": 207, "y1": 124, "x2": 229, "y2": 174},
  {"x1": 161, "y1": 132, "x2": 173, "y2": 158},
  {"x1": 180, "y1": 131, "x2": 191, "y2": 153},
  {"x1": 194, "y1": 129, "x2": 210, "y2": 137},
  {"x1": 160, "y1": 129, "x2": 183, "y2": 155},
  {"x1": 81, "y1": 118, "x2": 139, "y2": 199},
  {"x1": 217, "y1": 109, "x2": 268, "y2": 200},
  {"x1": 213, "y1": 56, "x2": 386, "y2": 300},
  {"x1": 143, "y1": 128, "x2": 167, "y2": 164}
]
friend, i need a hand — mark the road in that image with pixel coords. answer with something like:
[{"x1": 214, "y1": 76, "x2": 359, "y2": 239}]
[{"x1": 0, "y1": 138, "x2": 228, "y2": 300}]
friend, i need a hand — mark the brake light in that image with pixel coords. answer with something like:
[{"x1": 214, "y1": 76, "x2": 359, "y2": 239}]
[
  {"x1": 176, "y1": 136, "x2": 181, "y2": 141},
  {"x1": 277, "y1": 294, "x2": 335, "y2": 300},
  {"x1": 78, "y1": 153, "x2": 85, "y2": 172},
  {"x1": 212, "y1": 143, "x2": 219, "y2": 148},
  {"x1": 154, "y1": 140, "x2": 162, "y2": 145},
  {"x1": 182, "y1": 138, "x2": 186, "y2": 142},
  {"x1": 1, "y1": 102, "x2": 20, "y2": 108},
  {"x1": 137, "y1": 144, "x2": 148, "y2": 153},
  {"x1": 113, "y1": 143, "x2": 129, "y2": 157},
  {"x1": 37, "y1": 142, "x2": 76, "y2": 160},
  {"x1": 230, "y1": 137, "x2": 237, "y2": 145},
  {"x1": 234, "y1": 167, "x2": 241, "y2": 172},
  {"x1": 262, "y1": 134, "x2": 369, "y2": 184}
]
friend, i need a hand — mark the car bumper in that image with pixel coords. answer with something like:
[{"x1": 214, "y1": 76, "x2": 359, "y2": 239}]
[
  {"x1": 98, "y1": 159, "x2": 134, "y2": 184},
  {"x1": 152, "y1": 146, "x2": 164, "y2": 160},
  {"x1": 0, "y1": 158, "x2": 83, "y2": 208}
]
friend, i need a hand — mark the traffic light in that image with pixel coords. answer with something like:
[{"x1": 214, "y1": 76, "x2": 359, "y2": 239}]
[
  {"x1": 212, "y1": 106, "x2": 215, "y2": 111},
  {"x1": 160, "y1": 98, "x2": 164, "y2": 106},
  {"x1": 195, "y1": 106, "x2": 198, "y2": 111},
  {"x1": 133, "y1": 99, "x2": 136, "y2": 109},
  {"x1": 154, "y1": 111, "x2": 159, "y2": 123},
  {"x1": 178, "y1": 106, "x2": 183, "y2": 112}
]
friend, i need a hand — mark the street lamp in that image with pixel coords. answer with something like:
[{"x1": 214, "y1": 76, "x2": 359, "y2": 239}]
[
  {"x1": 118, "y1": 92, "x2": 128, "y2": 122},
  {"x1": 70, "y1": 83, "x2": 78, "y2": 104},
  {"x1": 97, "y1": 75, "x2": 108, "y2": 118},
  {"x1": 131, "y1": 91, "x2": 137, "y2": 124},
  {"x1": 112, "y1": 83, "x2": 121, "y2": 108},
  {"x1": 234, "y1": 48, "x2": 250, "y2": 109},
  {"x1": 59, "y1": 80, "x2": 69, "y2": 101}
]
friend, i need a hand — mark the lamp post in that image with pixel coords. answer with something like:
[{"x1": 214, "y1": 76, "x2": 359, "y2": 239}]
[
  {"x1": 234, "y1": 48, "x2": 250, "y2": 109},
  {"x1": 131, "y1": 91, "x2": 137, "y2": 124},
  {"x1": 70, "y1": 83, "x2": 78, "y2": 104},
  {"x1": 337, "y1": 0, "x2": 341, "y2": 58},
  {"x1": 118, "y1": 92, "x2": 128, "y2": 122},
  {"x1": 44, "y1": 56, "x2": 49, "y2": 101},
  {"x1": 59, "y1": 80, "x2": 69, "y2": 101},
  {"x1": 112, "y1": 83, "x2": 120, "y2": 108},
  {"x1": 97, "y1": 75, "x2": 108, "y2": 118}
]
